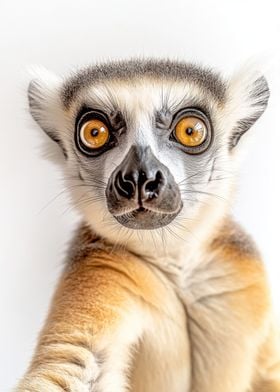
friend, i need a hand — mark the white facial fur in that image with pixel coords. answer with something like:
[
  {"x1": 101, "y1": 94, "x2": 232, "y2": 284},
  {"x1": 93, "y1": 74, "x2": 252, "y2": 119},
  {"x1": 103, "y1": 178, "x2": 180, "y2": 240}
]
[{"x1": 28, "y1": 61, "x2": 269, "y2": 261}]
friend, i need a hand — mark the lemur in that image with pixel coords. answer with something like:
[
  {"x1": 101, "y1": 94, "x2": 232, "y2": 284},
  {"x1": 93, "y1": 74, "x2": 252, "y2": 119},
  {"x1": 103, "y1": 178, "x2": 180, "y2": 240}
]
[{"x1": 16, "y1": 59, "x2": 280, "y2": 392}]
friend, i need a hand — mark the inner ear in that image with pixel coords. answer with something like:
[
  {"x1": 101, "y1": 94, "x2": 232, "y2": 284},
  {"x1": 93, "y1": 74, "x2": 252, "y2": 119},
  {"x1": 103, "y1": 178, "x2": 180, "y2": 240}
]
[
  {"x1": 46, "y1": 131, "x2": 68, "y2": 159},
  {"x1": 228, "y1": 73, "x2": 270, "y2": 149},
  {"x1": 28, "y1": 68, "x2": 68, "y2": 158}
]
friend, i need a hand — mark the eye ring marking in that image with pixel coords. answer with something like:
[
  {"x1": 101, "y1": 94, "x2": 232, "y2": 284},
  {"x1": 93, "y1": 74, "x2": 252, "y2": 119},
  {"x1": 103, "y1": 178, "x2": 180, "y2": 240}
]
[
  {"x1": 171, "y1": 108, "x2": 212, "y2": 154},
  {"x1": 75, "y1": 109, "x2": 116, "y2": 157},
  {"x1": 80, "y1": 119, "x2": 109, "y2": 149}
]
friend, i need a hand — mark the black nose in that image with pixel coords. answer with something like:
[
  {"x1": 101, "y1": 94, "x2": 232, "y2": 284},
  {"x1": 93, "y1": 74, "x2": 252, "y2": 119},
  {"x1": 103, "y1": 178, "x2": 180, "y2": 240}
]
[
  {"x1": 114, "y1": 168, "x2": 164, "y2": 202},
  {"x1": 106, "y1": 145, "x2": 182, "y2": 222},
  {"x1": 109, "y1": 145, "x2": 167, "y2": 205}
]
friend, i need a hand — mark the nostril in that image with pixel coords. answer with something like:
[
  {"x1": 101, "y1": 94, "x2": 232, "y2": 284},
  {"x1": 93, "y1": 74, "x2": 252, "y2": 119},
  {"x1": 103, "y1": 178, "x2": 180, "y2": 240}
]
[
  {"x1": 144, "y1": 171, "x2": 164, "y2": 199},
  {"x1": 114, "y1": 171, "x2": 135, "y2": 199}
]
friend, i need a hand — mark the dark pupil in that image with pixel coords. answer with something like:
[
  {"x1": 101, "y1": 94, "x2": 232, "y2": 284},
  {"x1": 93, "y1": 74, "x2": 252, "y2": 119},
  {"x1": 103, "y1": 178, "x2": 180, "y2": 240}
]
[
  {"x1": 91, "y1": 128, "x2": 99, "y2": 137},
  {"x1": 186, "y1": 127, "x2": 193, "y2": 135}
]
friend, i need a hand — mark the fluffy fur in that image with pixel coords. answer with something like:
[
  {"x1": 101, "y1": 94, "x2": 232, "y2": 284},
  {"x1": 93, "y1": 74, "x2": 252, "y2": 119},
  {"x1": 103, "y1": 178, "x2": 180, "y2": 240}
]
[{"x1": 16, "y1": 59, "x2": 279, "y2": 391}]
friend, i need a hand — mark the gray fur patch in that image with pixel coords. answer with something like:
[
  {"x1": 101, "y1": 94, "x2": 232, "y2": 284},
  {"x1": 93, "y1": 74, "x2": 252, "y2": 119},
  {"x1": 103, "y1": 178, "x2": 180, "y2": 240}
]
[
  {"x1": 60, "y1": 59, "x2": 226, "y2": 108},
  {"x1": 211, "y1": 217, "x2": 260, "y2": 258},
  {"x1": 66, "y1": 223, "x2": 101, "y2": 265}
]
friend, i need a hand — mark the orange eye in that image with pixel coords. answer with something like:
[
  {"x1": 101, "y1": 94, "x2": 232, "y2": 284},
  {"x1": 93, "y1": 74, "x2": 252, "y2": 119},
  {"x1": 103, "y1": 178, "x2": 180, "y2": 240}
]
[
  {"x1": 80, "y1": 119, "x2": 109, "y2": 149},
  {"x1": 174, "y1": 116, "x2": 207, "y2": 147}
]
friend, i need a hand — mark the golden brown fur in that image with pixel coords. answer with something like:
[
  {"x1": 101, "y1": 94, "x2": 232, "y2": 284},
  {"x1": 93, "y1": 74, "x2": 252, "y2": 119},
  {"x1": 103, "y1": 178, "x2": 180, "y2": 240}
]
[{"x1": 16, "y1": 217, "x2": 280, "y2": 391}]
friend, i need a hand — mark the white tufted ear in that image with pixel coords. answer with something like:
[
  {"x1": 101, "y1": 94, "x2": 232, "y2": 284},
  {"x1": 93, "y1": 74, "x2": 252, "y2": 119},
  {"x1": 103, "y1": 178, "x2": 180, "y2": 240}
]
[
  {"x1": 225, "y1": 65, "x2": 270, "y2": 149},
  {"x1": 28, "y1": 66, "x2": 68, "y2": 157}
]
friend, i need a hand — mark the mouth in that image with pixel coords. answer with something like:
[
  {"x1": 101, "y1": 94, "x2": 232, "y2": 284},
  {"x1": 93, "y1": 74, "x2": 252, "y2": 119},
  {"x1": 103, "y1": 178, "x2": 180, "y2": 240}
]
[{"x1": 113, "y1": 205, "x2": 183, "y2": 230}]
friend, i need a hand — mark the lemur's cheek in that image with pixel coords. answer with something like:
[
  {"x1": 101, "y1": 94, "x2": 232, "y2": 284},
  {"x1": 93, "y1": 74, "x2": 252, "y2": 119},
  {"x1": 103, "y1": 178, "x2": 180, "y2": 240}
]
[{"x1": 105, "y1": 144, "x2": 182, "y2": 230}]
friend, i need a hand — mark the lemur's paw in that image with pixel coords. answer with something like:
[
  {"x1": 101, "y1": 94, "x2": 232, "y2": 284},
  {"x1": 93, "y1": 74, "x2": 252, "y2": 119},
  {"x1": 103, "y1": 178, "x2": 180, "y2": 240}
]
[
  {"x1": 15, "y1": 375, "x2": 92, "y2": 392},
  {"x1": 15, "y1": 341, "x2": 101, "y2": 391},
  {"x1": 15, "y1": 365, "x2": 98, "y2": 392},
  {"x1": 15, "y1": 373, "x2": 128, "y2": 392}
]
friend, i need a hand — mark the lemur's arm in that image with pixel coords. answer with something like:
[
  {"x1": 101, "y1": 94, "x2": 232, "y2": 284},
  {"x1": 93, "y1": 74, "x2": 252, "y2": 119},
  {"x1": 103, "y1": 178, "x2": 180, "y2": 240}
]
[{"x1": 15, "y1": 225, "x2": 151, "y2": 392}]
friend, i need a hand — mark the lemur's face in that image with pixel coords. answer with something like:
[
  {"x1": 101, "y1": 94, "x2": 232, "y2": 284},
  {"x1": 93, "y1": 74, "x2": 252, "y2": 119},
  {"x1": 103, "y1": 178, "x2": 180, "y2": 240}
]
[
  {"x1": 29, "y1": 60, "x2": 269, "y2": 255},
  {"x1": 72, "y1": 82, "x2": 215, "y2": 231}
]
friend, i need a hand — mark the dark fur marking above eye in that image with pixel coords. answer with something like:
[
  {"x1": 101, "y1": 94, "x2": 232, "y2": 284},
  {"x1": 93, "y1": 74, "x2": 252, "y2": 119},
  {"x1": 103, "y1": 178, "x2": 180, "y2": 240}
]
[
  {"x1": 155, "y1": 110, "x2": 173, "y2": 129},
  {"x1": 110, "y1": 110, "x2": 126, "y2": 130}
]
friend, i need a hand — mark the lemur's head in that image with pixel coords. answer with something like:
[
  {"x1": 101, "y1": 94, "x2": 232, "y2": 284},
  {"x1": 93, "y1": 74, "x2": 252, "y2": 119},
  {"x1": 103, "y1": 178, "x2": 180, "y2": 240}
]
[{"x1": 28, "y1": 59, "x2": 269, "y2": 257}]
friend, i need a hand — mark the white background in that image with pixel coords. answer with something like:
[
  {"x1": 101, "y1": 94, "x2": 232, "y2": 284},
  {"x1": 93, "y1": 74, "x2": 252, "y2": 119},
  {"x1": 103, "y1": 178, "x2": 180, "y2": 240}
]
[{"x1": 1, "y1": 0, "x2": 280, "y2": 390}]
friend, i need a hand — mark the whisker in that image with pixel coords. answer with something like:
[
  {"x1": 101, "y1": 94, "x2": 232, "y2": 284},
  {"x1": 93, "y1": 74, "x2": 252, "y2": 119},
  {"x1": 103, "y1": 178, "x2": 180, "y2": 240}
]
[
  {"x1": 37, "y1": 188, "x2": 71, "y2": 215},
  {"x1": 150, "y1": 230, "x2": 157, "y2": 251},
  {"x1": 61, "y1": 193, "x2": 106, "y2": 216},
  {"x1": 171, "y1": 220, "x2": 198, "y2": 243},
  {"x1": 165, "y1": 225, "x2": 186, "y2": 243},
  {"x1": 187, "y1": 176, "x2": 234, "y2": 186},
  {"x1": 178, "y1": 168, "x2": 234, "y2": 185},
  {"x1": 180, "y1": 189, "x2": 229, "y2": 203}
]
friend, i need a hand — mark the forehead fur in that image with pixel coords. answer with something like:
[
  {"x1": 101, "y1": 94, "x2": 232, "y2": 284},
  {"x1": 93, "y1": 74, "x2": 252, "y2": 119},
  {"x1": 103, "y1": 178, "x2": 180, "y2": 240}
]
[{"x1": 61, "y1": 59, "x2": 227, "y2": 109}]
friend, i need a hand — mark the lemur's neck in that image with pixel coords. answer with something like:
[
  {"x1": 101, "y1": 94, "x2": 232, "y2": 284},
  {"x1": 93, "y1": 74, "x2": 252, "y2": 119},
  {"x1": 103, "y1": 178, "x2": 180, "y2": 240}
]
[{"x1": 81, "y1": 205, "x2": 230, "y2": 275}]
